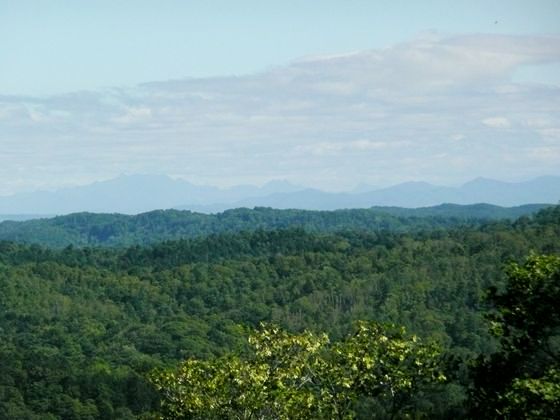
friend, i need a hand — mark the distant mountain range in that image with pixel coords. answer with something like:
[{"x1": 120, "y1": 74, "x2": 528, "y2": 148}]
[
  {"x1": 0, "y1": 175, "x2": 302, "y2": 216},
  {"x1": 0, "y1": 174, "x2": 558, "y2": 217}
]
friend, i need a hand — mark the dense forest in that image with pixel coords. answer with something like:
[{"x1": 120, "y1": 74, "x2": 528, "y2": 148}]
[
  {"x1": 0, "y1": 203, "x2": 550, "y2": 248},
  {"x1": 0, "y1": 206, "x2": 558, "y2": 418}
]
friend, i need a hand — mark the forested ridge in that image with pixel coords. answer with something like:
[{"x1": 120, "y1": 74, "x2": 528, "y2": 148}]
[
  {"x1": 0, "y1": 206, "x2": 558, "y2": 418},
  {"x1": 0, "y1": 203, "x2": 550, "y2": 248}
]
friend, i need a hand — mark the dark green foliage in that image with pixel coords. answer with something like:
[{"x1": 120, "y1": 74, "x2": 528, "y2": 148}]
[
  {"x1": 469, "y1": 254, "x2": 560, "y2": 418},
  {"x1": 371, "y1": 203, "x2": 550, "y2": 220},
  {"x1": 0, "y1": 206, "x2": 557, "y2": 417},
  {"x1": 0, "y1": 204, "x2": 550, "y2": 248}
]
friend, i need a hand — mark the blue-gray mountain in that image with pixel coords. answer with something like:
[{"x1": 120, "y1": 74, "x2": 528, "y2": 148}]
[
  {"x1": 209, "y1": 176, "x2": 560, "y2": 212},
  {"x1": 0, "y1": 175, "x2": 558, "y2": 216},
  {"x1": 0, "y1": 175, "x2": 302, "y2": 216}
]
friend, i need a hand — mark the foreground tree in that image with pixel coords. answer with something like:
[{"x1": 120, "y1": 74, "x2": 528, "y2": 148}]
[
  {"x1": 469, "y1": 254, "x2": 560, "y2": 418},
  {"x1": 150, "y1": 322, "x2": 446, "y2": 419}
]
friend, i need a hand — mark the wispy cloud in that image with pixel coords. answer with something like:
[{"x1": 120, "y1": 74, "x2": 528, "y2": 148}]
[
  {"x1": 482, "y1": 117, "x2": 511, "y2": 128},
  {"x1": 1, "y1": 34, "x2": 560, "y2": 194}
]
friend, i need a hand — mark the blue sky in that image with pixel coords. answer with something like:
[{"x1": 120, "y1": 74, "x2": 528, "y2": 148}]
[
  {"x1": 2, "y1": 0, "x2": 559, "y2": 95},
  {"x1": 0, "y1": 1, "x2": 559, "y2": 194}
]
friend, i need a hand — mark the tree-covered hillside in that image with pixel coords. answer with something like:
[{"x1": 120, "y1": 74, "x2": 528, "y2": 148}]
[
  {"x1": 0, "y1": 206, "x2": 558, "y2": 418},
  {"x1": 0, "y1": 203, "x2": 550, "y2": 248}
]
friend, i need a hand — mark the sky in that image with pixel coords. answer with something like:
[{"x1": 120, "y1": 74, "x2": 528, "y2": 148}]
[{"x1": 1, "y1": 0, "x2": 560, "y2": 194}]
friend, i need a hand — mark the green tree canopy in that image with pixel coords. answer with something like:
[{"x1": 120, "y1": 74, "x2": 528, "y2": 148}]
[
  {"x1": 470, "y1": 254, "x2": 560, "y2": 418},
  {"x1": 150, "y1": 321, "x2": 446, "y2": 419}
]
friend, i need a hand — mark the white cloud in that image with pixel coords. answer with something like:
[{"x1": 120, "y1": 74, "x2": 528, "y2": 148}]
[
  {"x1": 112, "y1": 106, "x2": 152, "y2": 125},
  {"x1": 0, "y1": 104, "x2": 20, "y2": 120},
  {"x1": 537, "y1": 128, "x2": 560, "y2": 141},
  {"x1": 1, "y1": 34, "x2": 560, "y2": 193},
  {"x1": 525, "y1": 117, "x2": 554, "y2": 128},
  {"x1": 482, "y1": 117, "x2": 511, "y2": 128},
  {"x1": 528, "y1": 145, "x2": 560, "y2": 163}
]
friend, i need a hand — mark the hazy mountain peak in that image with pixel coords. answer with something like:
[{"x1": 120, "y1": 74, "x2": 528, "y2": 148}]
[
  {"x1": 260, "y1": 180, "x2": 303, "y2": 193},
  {"x1": 0, "y1": 175, "x2": 558, "y2": 215},
  {"x1": 462, "y1": 177, "x2": 506, "y2": 188},
  {"x1": 112, "y1": 173, "x2": 191, "y2": 185}
]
